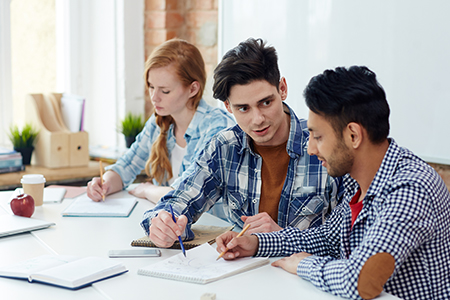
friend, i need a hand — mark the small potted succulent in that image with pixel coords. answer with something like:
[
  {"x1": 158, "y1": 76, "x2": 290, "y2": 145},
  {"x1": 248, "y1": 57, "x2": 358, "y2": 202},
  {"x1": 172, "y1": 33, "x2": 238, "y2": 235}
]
[
  {"x1": 120, "y1": 113, "x2": 145, "y2": 148},
  {"x1": 8, "y1": 123, "x2": 39, "y2": 165}
]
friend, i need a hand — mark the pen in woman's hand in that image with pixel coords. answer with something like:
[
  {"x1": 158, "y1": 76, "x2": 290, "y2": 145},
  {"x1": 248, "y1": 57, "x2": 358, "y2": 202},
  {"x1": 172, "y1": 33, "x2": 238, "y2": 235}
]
[{"x1": 99, "y1": 161, "x2": 105, "y2": 202}]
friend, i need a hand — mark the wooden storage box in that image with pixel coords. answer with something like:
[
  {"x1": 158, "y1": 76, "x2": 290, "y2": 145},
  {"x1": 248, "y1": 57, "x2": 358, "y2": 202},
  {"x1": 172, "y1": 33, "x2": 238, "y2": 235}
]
[{"x1": 25, "y1": 93, "x2": 89, "y2": 168}]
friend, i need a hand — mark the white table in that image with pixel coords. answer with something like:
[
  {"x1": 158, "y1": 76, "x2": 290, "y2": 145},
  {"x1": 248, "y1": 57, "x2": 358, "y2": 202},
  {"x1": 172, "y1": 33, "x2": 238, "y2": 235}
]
[{"x1": 0, "y1": 188, "x2": 400, "y2": 300}]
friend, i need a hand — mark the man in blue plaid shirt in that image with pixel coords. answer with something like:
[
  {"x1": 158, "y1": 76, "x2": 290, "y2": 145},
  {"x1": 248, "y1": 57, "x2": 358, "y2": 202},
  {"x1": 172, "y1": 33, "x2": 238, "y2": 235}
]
[
  {"x1": 141, "y1": 38, "x2": 342, "y2": 246},
  {"x1": 216, "y1": 66, "x2": 450, "y2": 300}
]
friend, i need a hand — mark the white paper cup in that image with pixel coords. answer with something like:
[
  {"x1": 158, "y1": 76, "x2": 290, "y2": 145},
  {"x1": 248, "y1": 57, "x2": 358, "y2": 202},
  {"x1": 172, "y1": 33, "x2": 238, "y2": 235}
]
[{"x1": 21, "y1": 174, "x2": 46, "y2": 206}]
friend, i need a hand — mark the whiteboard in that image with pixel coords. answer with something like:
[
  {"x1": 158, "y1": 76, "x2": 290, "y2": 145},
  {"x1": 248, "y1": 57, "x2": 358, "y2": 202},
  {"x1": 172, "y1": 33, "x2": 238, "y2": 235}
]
[{"x1": 220, "y1": 0, "x2": 450, "y2": 164}]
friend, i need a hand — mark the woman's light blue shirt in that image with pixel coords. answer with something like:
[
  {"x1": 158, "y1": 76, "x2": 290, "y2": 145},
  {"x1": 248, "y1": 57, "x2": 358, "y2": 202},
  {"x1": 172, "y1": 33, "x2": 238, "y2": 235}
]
[{"x1": 106, "y1": 99, "x2": 235, "y2": 188}]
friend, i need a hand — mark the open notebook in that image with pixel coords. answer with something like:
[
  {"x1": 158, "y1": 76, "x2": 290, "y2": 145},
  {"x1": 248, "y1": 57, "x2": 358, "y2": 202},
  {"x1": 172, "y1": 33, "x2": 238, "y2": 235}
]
[
  {"x1": 62, "y1": 193, "x2": 137, "y2": 217},
  {"x1": 0, "y1": 254, "x2": 127, "y2": 289},
  {"x1": 138, "y1": 243, "x2": 269, "y2": 284}
]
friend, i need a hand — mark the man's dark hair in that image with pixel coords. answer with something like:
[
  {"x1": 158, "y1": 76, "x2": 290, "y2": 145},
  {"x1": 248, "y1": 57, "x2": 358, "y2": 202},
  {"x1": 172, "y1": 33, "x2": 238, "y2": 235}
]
[
  {"x1": 304, "y1": 66, "x2": 390, "y2": 144},
  {"x1": 213, "y1": 38, "x2": 280, "y2": 102}
]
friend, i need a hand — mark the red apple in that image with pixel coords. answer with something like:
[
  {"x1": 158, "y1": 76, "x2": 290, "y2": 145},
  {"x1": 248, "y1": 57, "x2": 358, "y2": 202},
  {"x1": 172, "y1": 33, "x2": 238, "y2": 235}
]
[{"x1": 10, "y1": 193, "x2": 35, "y2": 217}]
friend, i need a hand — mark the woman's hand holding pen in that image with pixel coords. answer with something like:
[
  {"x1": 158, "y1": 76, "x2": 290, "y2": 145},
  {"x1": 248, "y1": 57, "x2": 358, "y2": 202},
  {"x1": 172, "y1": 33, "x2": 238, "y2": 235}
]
[
  {"x1": 149, "y1": 211, "x2": 188, "y2": 248},
  {"x1": 87, "y1": 177, "x2": 110, "y2": 202},
  {"x1": 87, "y1": 170, "x2": 123, "y2": 202}
]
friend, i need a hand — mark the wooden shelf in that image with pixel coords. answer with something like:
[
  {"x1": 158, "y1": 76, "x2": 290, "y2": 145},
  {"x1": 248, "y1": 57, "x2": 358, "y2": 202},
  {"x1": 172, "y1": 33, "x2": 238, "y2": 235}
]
[{"x1": 0, "y1": 160, "x2": 110, "y2": 190}]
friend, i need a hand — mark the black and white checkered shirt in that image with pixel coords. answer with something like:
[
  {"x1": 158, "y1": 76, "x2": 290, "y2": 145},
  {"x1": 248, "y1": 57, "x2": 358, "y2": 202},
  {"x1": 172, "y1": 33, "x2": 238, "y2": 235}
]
[{"x1": 255, "y1": 139, "x2": 450, "y2": 300}]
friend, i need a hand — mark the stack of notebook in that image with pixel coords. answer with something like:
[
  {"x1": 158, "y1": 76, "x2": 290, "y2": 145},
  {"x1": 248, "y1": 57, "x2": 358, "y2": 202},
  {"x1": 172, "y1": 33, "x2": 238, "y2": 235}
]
[{"x1": 0, "y1": 147, "x2": 24, "y2": 174}]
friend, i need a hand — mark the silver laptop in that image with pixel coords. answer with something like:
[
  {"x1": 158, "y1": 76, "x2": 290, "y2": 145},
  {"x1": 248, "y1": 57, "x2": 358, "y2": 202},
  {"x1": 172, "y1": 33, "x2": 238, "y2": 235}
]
[{"x1": 0, "y1": 214, "x2": 55, "y2": 237}]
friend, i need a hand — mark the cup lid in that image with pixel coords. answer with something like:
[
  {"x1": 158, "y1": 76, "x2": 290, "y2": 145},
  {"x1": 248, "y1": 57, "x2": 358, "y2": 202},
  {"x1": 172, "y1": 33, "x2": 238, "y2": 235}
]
[{"x1": 21, "y1": 174, "x2": 46, "y2": 184}]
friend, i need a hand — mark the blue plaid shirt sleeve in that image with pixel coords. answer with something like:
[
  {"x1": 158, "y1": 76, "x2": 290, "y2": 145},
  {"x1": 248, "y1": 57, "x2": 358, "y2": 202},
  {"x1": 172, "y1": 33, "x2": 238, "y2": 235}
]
[
  {"x1": 106, "y1": 114, "x2": 158, "y2": 187},
  {"x1": 141, "y1": 132, "x2": 228, "y2": 240},
  {"x1": 254, "y1": 140, "x2": 450, "y2": 300},
  {"x1": 255, "y1": 202, "x2": 344, "y2": 258},
  {"x1": 295, "y1": 183, "x2": 437, "y2": 299}
]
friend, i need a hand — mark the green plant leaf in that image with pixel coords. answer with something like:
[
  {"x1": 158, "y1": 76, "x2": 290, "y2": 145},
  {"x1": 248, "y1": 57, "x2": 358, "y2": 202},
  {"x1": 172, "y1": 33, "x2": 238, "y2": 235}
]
[
  {"x1": 119, "y1": 113, "x2": 145, "y2": 137},
  {"x1": 8, "y1": 123, "x2": 39, "y2": 148}
]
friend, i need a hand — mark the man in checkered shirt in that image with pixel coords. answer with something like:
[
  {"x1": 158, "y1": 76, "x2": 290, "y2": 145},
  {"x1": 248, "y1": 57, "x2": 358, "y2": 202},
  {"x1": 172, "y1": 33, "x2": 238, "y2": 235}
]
[
  {"x1": 216, "y1": 66, "x2": 450, "y2": 300},
  {"x1": 141, "y1": 38, "x2": 342, "y2": 247}
]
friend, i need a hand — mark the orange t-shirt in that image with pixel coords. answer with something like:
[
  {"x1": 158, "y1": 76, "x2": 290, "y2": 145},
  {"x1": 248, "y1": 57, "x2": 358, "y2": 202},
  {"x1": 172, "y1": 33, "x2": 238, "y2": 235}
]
[{"x1": 253, "y1": 141, "x2": 289, "y2": 223}]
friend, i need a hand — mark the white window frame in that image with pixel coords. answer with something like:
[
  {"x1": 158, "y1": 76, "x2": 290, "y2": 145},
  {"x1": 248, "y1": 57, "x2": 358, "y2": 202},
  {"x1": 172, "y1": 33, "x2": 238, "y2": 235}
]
[
  {"x1": 56, "y1": 0, "x2": 145, "y2": 148},
  {"x1": 0, "y1": 0, "x2": 144, "y2": 149},
  {"x1": 0, "y1": 0, "x2": 13, "y2": 147}
]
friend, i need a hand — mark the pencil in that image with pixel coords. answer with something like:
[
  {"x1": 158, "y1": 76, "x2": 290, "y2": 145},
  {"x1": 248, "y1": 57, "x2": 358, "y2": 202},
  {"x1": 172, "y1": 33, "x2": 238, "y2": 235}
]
[
  {"x1": 216, "y1": 223, "x2": 251, "y2": 260},
  {"x1": 99, "y1": 160, "x2": 105, "y2": 201}
]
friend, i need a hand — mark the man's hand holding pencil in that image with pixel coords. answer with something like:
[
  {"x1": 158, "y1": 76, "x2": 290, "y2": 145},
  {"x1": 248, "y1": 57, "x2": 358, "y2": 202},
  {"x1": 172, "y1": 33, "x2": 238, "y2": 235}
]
[{"x1": 215, "y1": 224, "x2": 259, "y2": 260}]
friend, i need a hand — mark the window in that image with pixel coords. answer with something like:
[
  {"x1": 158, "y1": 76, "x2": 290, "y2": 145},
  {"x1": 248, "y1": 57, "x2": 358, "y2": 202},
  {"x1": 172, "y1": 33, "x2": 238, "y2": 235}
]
[
  {"x1": 10, "y1": 0, "x2": 56, "y2": 129},
  {"x1": 0, "y1": 0, "x2": 144, "y2": 150},
  {"x1": 0, "y1": 0, "x2": 13, "y2": 146}
]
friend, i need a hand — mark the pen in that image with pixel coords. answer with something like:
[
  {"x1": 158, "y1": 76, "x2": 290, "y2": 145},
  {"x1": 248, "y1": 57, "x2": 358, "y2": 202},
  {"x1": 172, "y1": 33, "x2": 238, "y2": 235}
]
[
  {"x1": 169, "y1": 204, "x2": 186, "y2": 257},
  {"x1": 99, "y1": 160, "x2": 105, "y2": 202},
  {"x1": 216, "y1": 223, "x2": 251, "y2": 260}
]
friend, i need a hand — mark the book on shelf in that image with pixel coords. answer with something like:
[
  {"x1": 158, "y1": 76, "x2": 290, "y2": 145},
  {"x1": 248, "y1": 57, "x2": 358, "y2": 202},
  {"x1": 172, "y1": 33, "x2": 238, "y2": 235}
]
[
  {"x1": 137, "y1": 243, "x2": 269, "y2": 284},
  {"x1": 0, "y1": 147, "x2": 24, "y2": 173},
  {"x1": 0, "y1": 156, "x2": 22, "y2": 168},
  {"x1": 0, "y1": 147, "x2": 18, "y2": 155},
  {"x1": 131, "y1": 224, "x2": 235, "y2": 250},
  {"x1": 0, "y1": 254, "x2": 127, "y2": 290},
  {"x1": 0, "y1": 165, "x2": 25, "y2": 174},
  {"x1": 0, "y1": 152, "x2": 22, "y2": 161}
]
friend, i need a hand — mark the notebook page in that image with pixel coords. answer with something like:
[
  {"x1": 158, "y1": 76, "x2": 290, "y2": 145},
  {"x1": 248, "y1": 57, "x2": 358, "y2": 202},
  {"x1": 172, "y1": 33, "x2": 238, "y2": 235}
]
[
  {"x1": 0, "y1": 255, "x2": 78, "y2": 279},
  {"x1": 61, "y1": 194, "x2": 137, "y2": 217},
  {"x1": 138, "y1": 243, "x2": 269, "y2": 284},
  {"x1": 32, "y1": 256, "x2": 127, "y2": 288}
]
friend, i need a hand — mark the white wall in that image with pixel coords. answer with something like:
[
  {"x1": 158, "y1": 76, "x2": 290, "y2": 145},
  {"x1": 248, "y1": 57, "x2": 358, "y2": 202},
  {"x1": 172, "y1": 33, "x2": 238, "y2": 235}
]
[{"x1": 220, "y1": 0, "x2": 450, "y2": 164}]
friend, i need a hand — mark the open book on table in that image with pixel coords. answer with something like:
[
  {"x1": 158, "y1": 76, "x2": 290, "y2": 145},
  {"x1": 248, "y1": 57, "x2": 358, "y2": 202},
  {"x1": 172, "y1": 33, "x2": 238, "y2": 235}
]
[
  {"x1": 0, "y1": 255, "x2": 127, "y2": 290},
  {"x1": 138, "y1": 243, "x2": 269, "y2": 284}
]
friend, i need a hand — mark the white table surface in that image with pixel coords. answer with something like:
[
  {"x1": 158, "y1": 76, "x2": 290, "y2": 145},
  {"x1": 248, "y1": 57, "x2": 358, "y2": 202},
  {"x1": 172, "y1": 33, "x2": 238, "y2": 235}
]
[{"x1": 0, "y1": 187, "x2": 400, "y2": 300}]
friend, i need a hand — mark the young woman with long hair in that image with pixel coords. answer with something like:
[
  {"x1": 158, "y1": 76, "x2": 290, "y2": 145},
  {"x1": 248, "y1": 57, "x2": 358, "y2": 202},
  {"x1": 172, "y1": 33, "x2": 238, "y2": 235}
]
[{"x1": 87, "y1": 39, "x2": 235, "y2": 202}]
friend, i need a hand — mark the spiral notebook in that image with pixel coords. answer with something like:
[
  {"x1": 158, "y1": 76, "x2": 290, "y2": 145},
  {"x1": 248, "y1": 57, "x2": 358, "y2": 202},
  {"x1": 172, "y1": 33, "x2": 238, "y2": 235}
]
[
  {"x1": 137, "y1": 243, "x2": 269, "y2": 284},
  {"x1": 131, "y1": 224, "x2": 234, "y2": 250}
]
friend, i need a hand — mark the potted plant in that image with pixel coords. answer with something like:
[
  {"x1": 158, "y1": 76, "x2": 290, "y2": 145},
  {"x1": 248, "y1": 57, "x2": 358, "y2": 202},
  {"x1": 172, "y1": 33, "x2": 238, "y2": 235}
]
[
  {"x1": 119, "y1": 113, "x2": 145, "y2": 148},
  {"x1": 8, "y1": 123, "x2": 39, "y2": 165}
]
